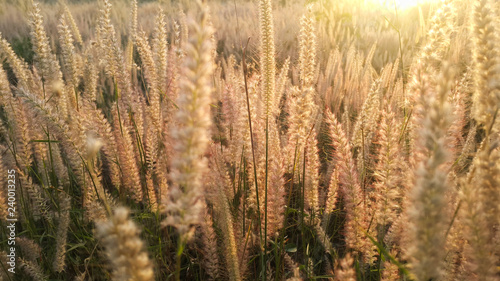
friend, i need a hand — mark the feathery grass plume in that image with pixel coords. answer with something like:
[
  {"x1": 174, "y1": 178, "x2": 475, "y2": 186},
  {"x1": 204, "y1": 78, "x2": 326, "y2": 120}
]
[
  {"x1": 284, "y1": 3, "x2": 320, "y2": 219},
  {"x1": 130, "y1": 0, "x2": 138, "y2": 42},
  {"x1": 314, "y1": 223, "x2": 334, "y2": 254},
  {"x1": 381, "y1": 252, "x2": 400, "y2": 281},
  {"x1": 80, "y1": 101, "x2": 121, "y2": 190},
  {"x1": 16, "y1": 171, "x2": 46, "y2": 220},
  {"x1": 259, "y1": 0, "x2": 277, "y2": 116},
  {"x1": 265, "y1": 121, "x2": 286, "y2": 237},
  {"x1": 2, "y1": 68, "x2": 44, "y2": 218},
  {"x1": 136, "y1": 31, "x2": 158, "y2": 96},
  {"x1": 135, "y1": 30, "x2": 162, "y2": 164},
  {"x1": 4, "y1": 91, "x2": 49, "y2": 220},
  {"x1": 459, "y1": 1, "x2": 500, "y2": 278},
  {"x1": 372, "y1": 109, "x2": 402, "y2": 229},
  {"x1": 111, "y1": 106, "x2": 143, "y2": 203},
  {"x1": 243, "y1": 2, "x2": 276, "y2": 247},
  {"x1": 471, "y1": 0, "x2": 500, "y2": 130},
  {"x1": 19, "y1": 258, "x2": 48, "y2": 281},
  {"x1": 351, "y1": 78, "x2": 381, "y2": 179},
  {"x1": 286, "y1": 86, "x2": 316, "y2": 167},
  {"x1": 53, "y1": 192, "x2": 71, "y2": 272},
  {"x1": 304, "y1": 131, "x2": 320, "y2": 216},
  {"x1": 163, "y1": 0, "x2": 214, "y2": 242},
  {"x1": 379, "y1": 62, "x2": 393, "y2": 91},
  {"x1": 16, "y1": 237, "x2": 41, "y2": 262},
  {"x1": 172, "y1": 19, "x2": 184, "y2": 62},
  {"x1": 207, "y1": 146, "x2": 241, "y2": 281},
  {"x1": 461, "y1": 158, "x2": 499, "y2": 281},
  {"x1": 0, "y1": 32, "x2": 37, "y2": 90},
  {"x1": 220, "y1": 78, "x2": 244, "y2": 163},
  {"x1": 444, "y1": 201, "x2": 470, "y2": 281},
  {"x1": 198, "y1": 204, "x2": 220, "y2": 280},
  {"x1": 165, "y1": 19, "x2": 182, "y2": 117},
  {"x1": 179, "y1": 8, "x2": 189, "y2": 50},
  {"x1": 58, "y1": 13, "x2": 81, "y2": 90},
  {"x1": 334, "y1": 253, "x2": 356, "y2": 281},
  {"x1": 82, "y1": 45, "x2": 99, "y2": 102},
  {"x1": 19, "y1": 89, "x2": 88, "y2": 206},
  {"x1": 144, "y1": 173, "x2": 158, "y2": 212},
  {"x1": 406, "y1": 0, "x2": 456, "y2": 158},
  {"x1": 97, "y1": 0, "x2": 131, "y2": 97},
  {"x1": 95, "y1": 207, "x2": 154, "y2": 281},
  {"x1": 153, "y1": 8, "x2": 169, "y2": 95},
  {"x1": 30, "y1": 120, "x2": 51, "y2": 187},
  {"x1": 156, "y1": 144, "x2": 170, "y2": 205},
  {"x1": 239, "y1": 73, "x2": 267, "y2": 224},
  {"x1": 387, "y1": 61, "x2": 402, "y2": 100},
  {"x1": 83, "y1": 132, "x2": 112, "y2": 221},
  {"x1": 62, "y1": 3, "x2": 82, "y2": 46},
  {"x1": 452, "y1": 71, "x2": 475, "y2": 171},
  {"x1": 29, "y1": 1, "x2": 62, "y2": 89},
  {"x1": 0, "y1": 64, "x2": 10, "y2": 112},
  {"x1": 50, "y1": 144, "x2": 70, "y2": 188},
  {"x1": 299, "y1": 5, "x2": 316, "y2": 90},
  {"x1": 406, "y1": 64, "x2": 454, "y2": 281},
  {"x1": 326, "y1": 109, "x2": 373, "y2": 261},
  {"x1": 324, "y1": 168, "x2": 339, "y2": 218},
  {"x1": 276, "y1": 57, "x2": 290, "y2": 109},
  {"x1": 412, "y1": 0, "x2": 455, "y2": 76},
  {"x1": 286, "y1": 4, "x2": 318, "y2": 156},
  {"x1": 351, "y1": 78, "x2": 381, "y2": 146},
  {"x1": 461, "y1": 117, "x2": 500, "y2": 278},
  {"x1": 341, "y1": 106, "x2": 352, "y2": 139},
  {"x1": 284, "y1": 254, "x2": 301, "y2": 281}
]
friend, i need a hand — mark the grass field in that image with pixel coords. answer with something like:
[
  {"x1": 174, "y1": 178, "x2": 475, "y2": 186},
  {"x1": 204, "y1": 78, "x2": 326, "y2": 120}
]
[{"x1": 0, "y1": 0, "x2": 499, "y2": 280}]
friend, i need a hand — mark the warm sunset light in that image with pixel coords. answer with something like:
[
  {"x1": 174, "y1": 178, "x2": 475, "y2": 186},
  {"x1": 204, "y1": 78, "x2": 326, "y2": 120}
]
[
  {"x1": 0, "y1": 0, "x2": 494, "y2": 280},
  {"x1": 378, "y1": 0, "x2": 432, "y2": 10}
]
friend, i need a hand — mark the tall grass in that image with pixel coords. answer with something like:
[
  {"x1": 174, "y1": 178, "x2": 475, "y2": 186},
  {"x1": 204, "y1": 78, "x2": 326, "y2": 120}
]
[{"x1": 0, "y1": 0, "x2": 498, "y2": 280}]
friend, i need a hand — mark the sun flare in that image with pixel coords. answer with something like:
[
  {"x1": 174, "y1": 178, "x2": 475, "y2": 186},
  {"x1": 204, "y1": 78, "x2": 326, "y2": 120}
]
[{"x1": 378, "y1": 0, "x2": 431, "y2": 10}]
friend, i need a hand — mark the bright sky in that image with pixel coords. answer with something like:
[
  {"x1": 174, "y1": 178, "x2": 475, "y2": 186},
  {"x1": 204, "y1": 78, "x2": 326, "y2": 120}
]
[{"x1": 378, "y1": 0, "x2": 430, "y2": 10}]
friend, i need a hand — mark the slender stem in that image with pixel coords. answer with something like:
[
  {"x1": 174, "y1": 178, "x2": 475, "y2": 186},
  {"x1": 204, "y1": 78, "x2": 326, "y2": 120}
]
[
  {"x1": 242, "y1": 37, "x2": 265, "y2": 277},
  {"x1": 302, "y1": 145, "x2": 306, "y2": 227},
  {"x1": 175, "y1": 238, "x2": 186, "y2": 281},
  {"x1": 264, "y1": 98, "x2": 269, "y2": 281}
]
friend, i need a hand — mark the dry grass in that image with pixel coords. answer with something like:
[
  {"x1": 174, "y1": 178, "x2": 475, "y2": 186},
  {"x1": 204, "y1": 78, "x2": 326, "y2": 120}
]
[{"x1": 0, "y1": 0, "x2": 498, "y2": 280}]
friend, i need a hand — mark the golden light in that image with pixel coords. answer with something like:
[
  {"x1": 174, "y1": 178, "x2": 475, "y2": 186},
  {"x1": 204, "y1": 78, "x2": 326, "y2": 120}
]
[{"x1": 378, "y1": 0, "x2": 430, "y2": 10}]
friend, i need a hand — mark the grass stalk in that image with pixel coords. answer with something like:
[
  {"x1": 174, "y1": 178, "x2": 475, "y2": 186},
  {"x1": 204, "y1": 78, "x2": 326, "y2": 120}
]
[{"x1": 241, "y1": 37, "x2": 264, "y2": 278}]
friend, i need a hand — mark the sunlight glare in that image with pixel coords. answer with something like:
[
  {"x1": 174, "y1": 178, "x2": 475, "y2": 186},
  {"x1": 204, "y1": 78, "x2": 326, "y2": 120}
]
[{"x1": 378, "y1": 0, "x2": 429, "y2": 10}]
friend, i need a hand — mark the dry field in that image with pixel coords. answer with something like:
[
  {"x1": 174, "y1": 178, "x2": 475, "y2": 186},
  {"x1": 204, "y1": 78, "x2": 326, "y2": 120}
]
[{"x1": 0, "y1": 0, "x2": 499, "y2": 280}]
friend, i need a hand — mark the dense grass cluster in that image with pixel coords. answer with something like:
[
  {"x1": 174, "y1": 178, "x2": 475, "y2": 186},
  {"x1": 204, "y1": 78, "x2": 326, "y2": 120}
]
[{"x1": 0, "y1": 0, "x2": 499, "y2": 280}]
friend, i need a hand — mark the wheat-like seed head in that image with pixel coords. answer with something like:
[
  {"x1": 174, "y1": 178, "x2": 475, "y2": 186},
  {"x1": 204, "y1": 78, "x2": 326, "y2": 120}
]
[
  {"x1": 29, "y1": 1, "x2": 62, "y2": 86},
  {"x1": 299, "y1": 5, "x2": 317, "y2": 90},
  {"x1": 406, "y1": 63, "x2": 454, "y2": 281},
  {"x1": 163, "y1": 0, "x2": 215, "y2": 242},
  {"x1": 259, "y1": 0, "x2": 276, "y2": 117},
  {"x1": 58, "y1": 13, "x2": 81, "y2": 89},
  {"x1": 334, "y1": 253, "x2": 356, "y2": 281},
  {"x1": 96, "y1": 207, "x2": 154, "y2": 281},
  {"x1": 53, "y1": 193, "x2": 71, "y2": 272},
  {"x1": 19, "y1": 258, "x2": 47, "y2": 281}
]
